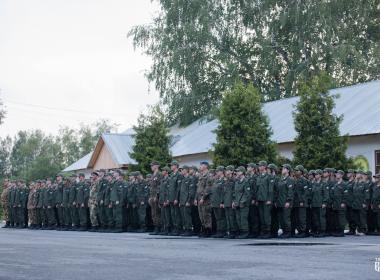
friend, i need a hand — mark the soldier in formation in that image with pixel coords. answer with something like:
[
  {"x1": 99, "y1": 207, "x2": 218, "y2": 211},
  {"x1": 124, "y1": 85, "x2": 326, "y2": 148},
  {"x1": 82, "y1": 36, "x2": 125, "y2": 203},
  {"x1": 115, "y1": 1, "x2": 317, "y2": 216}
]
[{"x1": 2, "y1": 161, "x2": 380, "y2": 238}]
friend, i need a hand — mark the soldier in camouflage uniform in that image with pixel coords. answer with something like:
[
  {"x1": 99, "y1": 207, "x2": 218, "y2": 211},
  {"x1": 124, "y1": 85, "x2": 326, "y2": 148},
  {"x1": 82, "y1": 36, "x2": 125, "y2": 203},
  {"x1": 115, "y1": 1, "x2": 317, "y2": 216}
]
[
  {"x1": 149, "y1": 161, "x2": 162, "y2": 235},
  {"x1": 96, "y1": 170, "x2": 108, "y2": 230},
  {"x1": 88, "y1": 171, "x2": 100, "y2": 231},
  {"x1": 196, "y1": 161, "x2": 213, "y2": 237},
  {"x1": 27, "y1": 182, "x2": 37, "y2": 229},
  {"x1": 1, "y1": 179, "x2": 10, "y2": 228}
]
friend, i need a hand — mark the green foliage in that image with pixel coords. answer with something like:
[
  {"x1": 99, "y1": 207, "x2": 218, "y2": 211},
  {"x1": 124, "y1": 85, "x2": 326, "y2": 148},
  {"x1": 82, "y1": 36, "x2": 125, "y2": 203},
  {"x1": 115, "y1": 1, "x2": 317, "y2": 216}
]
[
  {"x1": 130, "y1": 106, "x2": 172, "y2": 174},
  {"x1": 293, "y1": 72, "x2": 355, "y2": 170},
  {"x1": 0, "y1": 96, "x2": 5, "y2": 125},
  {"x1": 129, "y1": 0, "x2": 380, "y2": 125},
  {"x1": 212, "y1": 81, "x2": 277, "y2": 166}
]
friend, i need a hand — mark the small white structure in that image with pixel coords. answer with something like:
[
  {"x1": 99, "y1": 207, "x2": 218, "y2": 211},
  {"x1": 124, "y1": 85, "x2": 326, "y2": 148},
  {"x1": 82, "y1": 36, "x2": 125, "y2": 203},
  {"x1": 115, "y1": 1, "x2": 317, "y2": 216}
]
[{"x1": 63, "y1": 80, "x2": 380, "y2": 174}]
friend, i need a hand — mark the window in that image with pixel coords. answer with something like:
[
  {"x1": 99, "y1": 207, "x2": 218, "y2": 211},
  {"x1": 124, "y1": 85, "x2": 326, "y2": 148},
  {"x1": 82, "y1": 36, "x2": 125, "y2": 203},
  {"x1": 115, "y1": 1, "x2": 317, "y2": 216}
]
[{"x1": 376, "y1": 150, "x2": 380, "y2": 174}]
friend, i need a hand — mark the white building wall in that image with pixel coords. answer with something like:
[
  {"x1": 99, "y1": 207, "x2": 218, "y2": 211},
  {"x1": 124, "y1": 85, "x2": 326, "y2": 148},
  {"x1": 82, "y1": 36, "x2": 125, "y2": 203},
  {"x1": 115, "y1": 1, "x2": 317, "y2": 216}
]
[{"x1": 174, "y1": 153, "x2": 213, "y2": 167}]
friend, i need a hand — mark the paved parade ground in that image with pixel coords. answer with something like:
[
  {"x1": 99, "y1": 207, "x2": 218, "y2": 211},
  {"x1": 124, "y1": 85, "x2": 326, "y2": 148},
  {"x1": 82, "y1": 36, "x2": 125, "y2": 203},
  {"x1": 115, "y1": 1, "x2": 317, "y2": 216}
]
[{"x1": 0, "y1": 225, "x2": 380, "y2": 280}]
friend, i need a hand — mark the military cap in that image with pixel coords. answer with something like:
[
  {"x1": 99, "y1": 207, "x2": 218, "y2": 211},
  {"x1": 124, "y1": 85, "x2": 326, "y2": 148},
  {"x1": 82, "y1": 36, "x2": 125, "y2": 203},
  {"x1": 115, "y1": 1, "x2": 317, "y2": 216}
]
[
  {"x1": 247, "y1": 163, "x2": 257, "y2": 168},
  {"x1": 162, "y1": 166, "x2": 171, "y2": 172},
  {"x1": 258, "y1": 160, "x2": 268, "y2": 167},
  {"x1": 331, "y1": 168, "x2": 336, "y2": 173},
  {"x1": 150, "y1": 161, "x2": 160, "y2": 166},
  {"x1": 209, "y1": 169, "x2": 215, "y2": 173},
  {"x1": 106, "y1": 172, "x2": 113, "y2": 177},
  {"x1": 356, "y1": 169, "x2": 364, "y2": 175},
  {"x1": 146, "y1": 174, "x2": 152, "y2": 178},
  {"x1": 323, "y1": 168, "x2": 330, "y2": 173},
  {"x1": 315, "y1": 169, "x2": 323, "y2": 175},
  {"x1": 236, "y1": 166, "x2": 246, "y2": 173},
  {"x1": 182, "y1": 165, "x2": 190, "y2": 170},
  {"x1": 135, "y1": 171, "x2": 142, "y2": 176},
  {"x1": 170, "y1": 160, "x2": 179, "y2": 166},
  {"x1": 282, "y1": 164, "x2": 292, "y2": 171},
  {"x1": 91, "y1": 171, "x2": 99, "y2": 176},
  {"x1": 78, "y1": 173, "x2": 85, "y2": 177},
  {"x1": 373, "y1": 173, "x2": 380, "y2": 178},
  {"x1": 267, "y1": 163, "x2": 277, "y2": 170},
  {"x1": 200, "y1": 161, "x2": 209, "y2": 166},
  {"x1": 114, "y1": 170, "x2": 124, "y2": 176},
  {"x1": 347, "y1": 169, "x2": 355, "y2": 174},
  {"x1": 294, "y1": 165, "x2": 305, "y2": 172},
  {"x1": 336, "y1": 170, "x2": 345, "y2": 175},
  {"x1": 226, "y1": 165, "x2": 235, "y2": 171},
  {"x1": 190, "y1": 166, "x2": 198, "y2": 171},
  {"x1": 365, "y1": 171, "x2": 372, "y2": 176},
  {"x1": 56, "y1": 173, "x2": 64, "y2": 178},
  {"x1": 216, "y1": 165, "x2": 225, "y2": 172}
]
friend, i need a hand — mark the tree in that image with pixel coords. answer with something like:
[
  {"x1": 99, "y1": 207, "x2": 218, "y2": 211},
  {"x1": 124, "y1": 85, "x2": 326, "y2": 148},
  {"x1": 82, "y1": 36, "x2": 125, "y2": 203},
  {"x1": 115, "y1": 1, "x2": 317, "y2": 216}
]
[
  {"x1": 10, "y1": 130, "x2": 63, "y2": 181},
  {"x1": 0, "y1": 94, "x2": 6, "y2": 125},
  {"x1": 129, "y1": 0, "x2": 380, "y2": 125},
  {"x1": 0, "y1": 136, "x2": 12, "y2": 179},
  {"x1": 213, "y1": 81, "x2": 277, "y2": 167},
  {"x1": 293, "y1": 72, "x2": 354, "y2": 170},
  {"x1": 130, "y1": 105, "x2": 172, "y2": 174}
]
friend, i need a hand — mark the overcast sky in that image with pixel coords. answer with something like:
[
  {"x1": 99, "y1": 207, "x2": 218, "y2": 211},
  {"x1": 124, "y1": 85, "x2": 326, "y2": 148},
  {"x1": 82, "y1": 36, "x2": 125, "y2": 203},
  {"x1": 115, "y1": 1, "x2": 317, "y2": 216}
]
[{"x1": 0, "y1": 0, "x2": 159, "y2": 137}]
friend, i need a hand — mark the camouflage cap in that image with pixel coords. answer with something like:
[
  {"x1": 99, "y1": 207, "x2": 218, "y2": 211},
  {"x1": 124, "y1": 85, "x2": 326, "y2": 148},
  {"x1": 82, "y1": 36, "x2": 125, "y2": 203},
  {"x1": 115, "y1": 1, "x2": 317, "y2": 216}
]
[
  {"x1": 146, "y1": 174, "x2": 152, "y2": 178},
  {"x1": 226, "y1": 165, "x2": 235, "y2": 171},
  {"x1": 356, "y1": 169, "x2": 364, "y2": 175},
  {"x1": 336, "y1": 170, "x2": 345, "y2": 175},
  {"x1": 190, "y1": 166, "x2": 198, "y2": 171},
  {"x1": 258, "y1": 160, "x2": 268, "y2": 167},
  {"x1": 216, "y1": 165, "x2": 225, "y2": 172},
  {"x1": 323, "y1": 168, "x2": 330, "y2": 173},
  {"x1": 170, "y1": 160, "x2": 179, "y2": 166},
  {"x1": 347, "y1": 169, "x2": 355, "y2": 174},
  {"x1": 282, "y1": 164, "x2": 292, "y2": 171},
  {"x1": 182, "y1": 165, "x2": 190, "y2": 170},
  {"x1": 247, "y1": 163, "x2": 257, "y2": 168},
  {"x1": 294, "y1": 165, "x2": 305, "y2": 172},
  {"x1": 267, "y1": 163, "x2": 277, "y2": 170},
  {"x1": 150, "y1": 161, "x2": 160, "y2": 166},
  {"x1": 315, "y1": 169, "x2": 323, "y2": 175},
  {"x1": 308, "y1": 170, "x2": 316, "y2": 175},
  {"x1": 162, "y1": 166, "x2": 171, "y2": 172},
  {"x1": 236, "y1": 166, "x2": 246, "y2": 173}
]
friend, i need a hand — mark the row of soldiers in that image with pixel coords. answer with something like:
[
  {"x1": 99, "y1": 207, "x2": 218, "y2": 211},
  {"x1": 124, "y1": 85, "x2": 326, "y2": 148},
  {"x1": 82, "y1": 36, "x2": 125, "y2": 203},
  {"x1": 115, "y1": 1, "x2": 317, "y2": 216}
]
[{"x1": 1, "y1": 160, "x2": 380, "y2": 239}]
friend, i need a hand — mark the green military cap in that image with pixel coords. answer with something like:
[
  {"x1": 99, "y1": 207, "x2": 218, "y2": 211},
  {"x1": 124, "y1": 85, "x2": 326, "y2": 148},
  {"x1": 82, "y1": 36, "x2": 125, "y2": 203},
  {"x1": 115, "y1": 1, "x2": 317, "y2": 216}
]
[
  {"x1": 135, "y1": 171, "x2": 142, "y2": 176},
  {"x1": 190, "y1": 166, "x2": 198, "y2": 171},
  {"x1": 294, "y1": 165, "x2": 305, "y2": 172},
  {"x1": 323, "y1": 168, "x2": 330, "y2": 173},
  {"x1": 91, "y1": 171, "x2": 99, "y2": 176},
  {"x1": 56, "y1": 173, "x2": 64, "y2": 178},
  {"x1": 315, "y1": 169, "x2": 323, "y2": 175},
  {"x1": 347, "y1": 169, "x2": 355, "y2": 174},
  {"x1": 78, "y1": 173, "x2": 85, "y2": 177},
  {"x1": 182, "y1": 165, "x2": 190, "y2": 170},
  {"x1": 356, "y1": 169, "x2": 364, "y2": 174},
  {"x1": 226, "y1": 165, "x2": 235, "y2": 171},
  {"x1": 331, "y1": 168, "x2": 336, "y2": 173},
  {"x1": 247, "y1": 163, "x2": 257, "y2": 168},
  {"x1": 200, "y1": 161, "x2": 209, "y2": 166},
  {"x1": 114, "y1": 169, "x2": 124, "y2": 176},
  {"x1": 170, "y1": 160, "x2": 179, "y2": 166},
  {"x1": 336, "y1": 170, "x2": 345, "y2": 175},
  {"x1": 304, "y1": 168, "x2": 308, "y2": 173},
  {"x1": 146, "y1": 174, "x2": 152, "y2": 178},
  {"x1": 162, "y1": 166, "x2": 171, "y2": 172},
  {"x1": 365, "y1": 171, "x2": 372, "y2": 176},
  {"x1": 282, "y1": 164, "x2": 292, "y2": 171},
  {"x1": 209, "y1": 168, "x2": 215, "y2": 173},
  {"x1": 106, "y1": 172, "x2": 113, "y2": 176},
  {"x1": 267, "y1": 163, "x2": 277, "y2": 170},
  {"x1": 216, "y1": 165, "x2": 225, "y2": 172},
  {"x1": 150, "y1": 161, "x2": 160, "y2": 166},
  {"x1": 235, "y1": 166, "x2": 246, "y2": 173},
  {"x1": 373, "y1": 173, "x2": 380, "y2": 178},
  {"x1": 258, "y1": 160, "x2": 268, "y2": 167}
]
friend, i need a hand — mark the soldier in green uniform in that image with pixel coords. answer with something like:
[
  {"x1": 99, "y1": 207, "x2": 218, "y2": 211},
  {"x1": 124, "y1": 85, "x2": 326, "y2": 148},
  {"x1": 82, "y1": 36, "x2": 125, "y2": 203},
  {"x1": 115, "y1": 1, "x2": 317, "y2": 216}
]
[
  {"x1": 275, "y1": 164, "x2": 294, "y2": 238},
  {"x1": 167, "y1": 160, "x2": 182, "y2": 235},
  {"x1": 149, "y1": 161, "x2": 162, "y2": 235},
  {"x1": 44, "y1": 179, "x2": 57, "y2": 229},
  {"x1": 292, "y1": 165, "x2": 309, "y2": 238},
  {"x1": 232, "y1": 166, "x2": 251, "y2": 239},
  {"x1": 68, "y1": 176, "x2": 79, "y2": 230},
  {"x1": 330, "y1": 170, "x2": 347, "y2": 237},
  {"x1": 102, "y1": 173, "x2": 114, "y2": 232},
  {"x1": 61, "y1": 178, "x2": 72, "y2": 230},
  {"x1": 96, "y1": 170, "x2": 108, "y2": 230},
  {"x1": 351, "y1": 171, "x2": 370, "y2": 235},
  {"x1": 7, "y1": 181, "x2": 16, "y2": 227},
  {"x1": 222, "y1": 165, "x2": 237, "y2": 238},
  {"x1": 158, "y1": 167, "x2": 170, "y2": 234},
  {"x1": 76, "y1": 173, "x2": 89, "y2": 230},
  {"x1": 210, "y1": 166, "x2": 227, "y2": 238},
  {"x1": 365, "y1": 171, "x2": 376, "y2": 234},
  {"x1": 247, "y1": 163, "x2": 259, "y2": 238},
  {"x1": 35, "y1": 181, "x2": 44, "y2": 229},
  {"x1": 256, "y1": 161, "x2": 273, "y2": 239},
  {"x1": 371, "y1": 173, "x2": 380, "y2": 235},
  {"x1": 135, "y1": 172, "x2": 149, "y2": 232},
  {"x1": 88, "y1": 171, "x2": 100, "y2": 231},
  {"x1": 1, "y1": 179, "x2": 10, "y2": 228},
  {"x1": 311, "y1": 170, "x2": 329, "y2": 237},
  {"x1": 196, "y1": 161, "x2": 213, "y2": 238},
  {"x1": 126, "y1": 172, "x2": 137, "y2": 231},
  {"x1": 27, "y1": 183, "x2": 37, "y2": 229},
  {"x1": 54, "y1": 174, "x2": 64, "y2": 230},
  {"x1": 110, "y1": 170, "x2": 126, "y2": 233},
  {"x1": 345, "y1": 170, "x2": 356, "y2": 235},
  {"x1": 267, "y1": 164, "x2": 279, "y2": 238},
  {"x1": 179, "y1": 166, "x2": 196, "y2": 236},
  {"x1": 189, "y1": 166, "x2": 201, "y2": 235}
]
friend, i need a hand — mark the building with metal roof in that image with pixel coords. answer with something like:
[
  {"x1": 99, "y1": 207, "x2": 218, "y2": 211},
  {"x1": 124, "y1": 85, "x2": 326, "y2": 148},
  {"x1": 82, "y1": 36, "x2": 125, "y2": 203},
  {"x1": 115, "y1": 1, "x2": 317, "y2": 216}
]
[{"x1": 63, "y1": 79, "x2": 380, "y2": 175}]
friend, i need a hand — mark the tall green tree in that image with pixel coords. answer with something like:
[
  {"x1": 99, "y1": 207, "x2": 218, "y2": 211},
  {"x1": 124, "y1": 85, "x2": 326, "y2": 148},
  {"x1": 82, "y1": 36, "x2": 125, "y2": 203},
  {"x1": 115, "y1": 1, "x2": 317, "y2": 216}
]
[
  {"x1": 129, "y1": 0, "x2": 380, "y2": 125},
  {"x1": 0, "y1": 136, "x2": 12, "y2": 179},
  {"x1": 130, "y1": 106, "x2": 172, "y2": 174},
  {"x1": 213, "y1": 81, "x2": 277, "y2": 166},
  {"x1": 0, "y1": 97, "x2": 5, "y2": 125},
  {"x1": 293, "y1": 72, "x2": 354, "y2": 170}
]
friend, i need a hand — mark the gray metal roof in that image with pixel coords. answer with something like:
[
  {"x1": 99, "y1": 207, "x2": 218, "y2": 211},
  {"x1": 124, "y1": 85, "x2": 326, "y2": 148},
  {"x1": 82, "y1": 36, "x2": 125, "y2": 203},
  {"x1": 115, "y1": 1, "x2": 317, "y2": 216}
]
[
  {"x1": 102, "y1": 133, "x2": 137, "y2": 165},
  {"x1": 64, "y1": 79, "x2": 380, "y2": 170},
  {"x1": 63, "y1": 152, "x2": 93, "y2": 172},
  {"x1": 170, "y1": 79, "x2": 380, "y2": 156}
]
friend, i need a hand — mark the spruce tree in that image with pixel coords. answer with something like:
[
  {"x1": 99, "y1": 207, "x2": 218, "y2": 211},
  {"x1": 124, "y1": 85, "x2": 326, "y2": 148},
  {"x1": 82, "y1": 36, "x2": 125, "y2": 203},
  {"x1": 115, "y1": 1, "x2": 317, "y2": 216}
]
[
  {"x1": 293, "y1": 72, "x2": 354, "y2": 170},
  {"x1": 130, "y1": 105, "x2": 172, "y2": 174},
  {"x1": 213, "y1": 81, "x2": 277, "y2": 167}
]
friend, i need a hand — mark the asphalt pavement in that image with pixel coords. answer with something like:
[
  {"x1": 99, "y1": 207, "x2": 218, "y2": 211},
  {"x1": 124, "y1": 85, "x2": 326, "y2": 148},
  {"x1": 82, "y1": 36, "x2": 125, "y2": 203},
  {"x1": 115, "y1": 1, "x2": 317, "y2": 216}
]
[{"x1": 0, "y1": 224, "x2": 379, "y2": 280}]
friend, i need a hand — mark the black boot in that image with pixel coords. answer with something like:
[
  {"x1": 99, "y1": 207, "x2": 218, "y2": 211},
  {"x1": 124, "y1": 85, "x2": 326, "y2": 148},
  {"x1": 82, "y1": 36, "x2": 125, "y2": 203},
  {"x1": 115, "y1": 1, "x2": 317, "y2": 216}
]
[{"x1": 2, "y1": 221, "x2": 10, "y2": 228}]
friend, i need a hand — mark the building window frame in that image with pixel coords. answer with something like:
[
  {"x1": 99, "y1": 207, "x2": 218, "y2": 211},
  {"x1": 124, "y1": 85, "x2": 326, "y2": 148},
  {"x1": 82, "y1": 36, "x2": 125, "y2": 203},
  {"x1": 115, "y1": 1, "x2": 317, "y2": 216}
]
[{"x1": 375, "y1": 150, "x2": 380, "y2": 174}]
